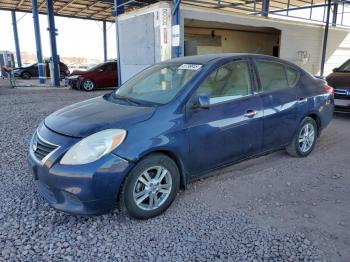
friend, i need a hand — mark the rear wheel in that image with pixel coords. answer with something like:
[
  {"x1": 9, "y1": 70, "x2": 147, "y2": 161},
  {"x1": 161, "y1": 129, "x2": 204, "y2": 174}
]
[
  {"x1": 21, "y1": 71, "x2": 31, "y2": 79},
  {"x1": 120, "y1": 154, "x2": 180, "y2": 219},
  {"x1": 81, "y1": 79, "x2": 95, "y2": 91},
  {"x1": 286, "y1": 117, "x2": 317, "y2": 157}
]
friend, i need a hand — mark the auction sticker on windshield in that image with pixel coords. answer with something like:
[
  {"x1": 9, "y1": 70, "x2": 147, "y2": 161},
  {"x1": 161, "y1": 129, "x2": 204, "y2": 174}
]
[{"x1": 178, "y1": 64, "x2": 202, "y2": 70}]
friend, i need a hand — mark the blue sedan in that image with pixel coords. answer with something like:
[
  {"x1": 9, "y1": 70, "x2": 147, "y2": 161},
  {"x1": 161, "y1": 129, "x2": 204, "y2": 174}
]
[{"x1": 28, "y1": 54, "x2": 334, "y2": 219}]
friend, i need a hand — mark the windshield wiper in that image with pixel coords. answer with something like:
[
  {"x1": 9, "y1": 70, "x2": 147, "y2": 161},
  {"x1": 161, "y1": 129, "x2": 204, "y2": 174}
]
[{"x1": 114, "y1": 94, "x2": 141, "y2": 106}]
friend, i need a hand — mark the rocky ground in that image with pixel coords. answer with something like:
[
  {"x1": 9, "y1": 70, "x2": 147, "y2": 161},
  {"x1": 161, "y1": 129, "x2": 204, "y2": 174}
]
[{"x1": 0, "y1": 83, "x2": 349, "y2": 261}]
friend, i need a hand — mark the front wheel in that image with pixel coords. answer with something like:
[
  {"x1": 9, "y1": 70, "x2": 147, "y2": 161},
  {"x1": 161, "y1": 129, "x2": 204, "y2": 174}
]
[
  {"x1": 81, "y1": 79, "x2": 95, "y2": 91},
  {"x1": 286, "y1": 117, "x2": 317, "y2": 157},
  {"x1": 21, "y1": 71, "x2": 31, "y2": 79},
  {"x1": 120, "y1": 154, "x2": 180, "y2": 219}
]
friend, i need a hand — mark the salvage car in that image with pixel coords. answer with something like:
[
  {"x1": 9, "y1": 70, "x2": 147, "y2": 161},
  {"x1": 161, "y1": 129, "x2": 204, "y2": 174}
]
[
  {"x1": 13, "y1": 60, "x2": 70, "y2": 80},
  {"x1": 326, "y1": 58, "x2": 350, "y2": 112},
  {"x1": 28, "y1": 54, "x2": 334, "y2": 219},
  {"x1": 66, "y1": 61, "x2": 117, "y2": 91}
]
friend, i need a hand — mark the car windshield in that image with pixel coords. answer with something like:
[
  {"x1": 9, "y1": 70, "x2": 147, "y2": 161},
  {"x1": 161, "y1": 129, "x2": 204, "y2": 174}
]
[
  {"x1": 86, "y1": 63, "x2": 103, "y2": 71},
  {"x1": 338, "y1": 59, "x2": 350, "y2": 72},
  {"x1": 113, "y1": 63, "x2": 202, "y2": 105}
]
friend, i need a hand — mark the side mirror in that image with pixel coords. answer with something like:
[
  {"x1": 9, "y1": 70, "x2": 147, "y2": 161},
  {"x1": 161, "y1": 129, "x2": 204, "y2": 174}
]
[
  {"x1": 98, "y1": 68, "x2": 104, "y2": 72},
  {"x1": 197, "y1": 95, "x2": 210, "y2": 109},
  {"x1": 333, "y1": 67, "x2": 339, "y2": 72}
]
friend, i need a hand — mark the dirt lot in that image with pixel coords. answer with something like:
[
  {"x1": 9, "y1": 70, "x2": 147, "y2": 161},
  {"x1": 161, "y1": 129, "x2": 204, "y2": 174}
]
[{"x1": 0, "y1": 83, "x2": 349, "y2": 261}]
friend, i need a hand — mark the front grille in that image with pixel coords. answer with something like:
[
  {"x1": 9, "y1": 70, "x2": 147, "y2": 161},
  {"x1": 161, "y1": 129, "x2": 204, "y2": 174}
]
[
  {"x1": 334, "y1": 88, "x2": 350, "y2": 100},
  {"x1": 32, "y1": 132, "x2": 58, "y2": 162}
]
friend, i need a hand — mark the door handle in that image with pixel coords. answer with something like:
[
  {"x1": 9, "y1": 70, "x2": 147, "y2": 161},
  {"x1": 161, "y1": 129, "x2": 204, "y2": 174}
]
[
  {"x1": 298, "y1": 97, "x2": 307, "y2": 104},
  {"x1": 244, "y1": 110, "x2": 257, "y2": 118}
]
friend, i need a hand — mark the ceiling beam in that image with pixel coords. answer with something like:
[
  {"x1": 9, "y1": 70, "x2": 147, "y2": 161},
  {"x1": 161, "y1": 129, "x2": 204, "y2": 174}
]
[
  {"x1": 17, "y1": 0, "x2": 26, "y2": 8},
  {"x1": 89, "y1": 5, "x2": 114, "y2": 18},
  {"x1": 58, "y1": 0, "x2": 80, "y2": 12}
]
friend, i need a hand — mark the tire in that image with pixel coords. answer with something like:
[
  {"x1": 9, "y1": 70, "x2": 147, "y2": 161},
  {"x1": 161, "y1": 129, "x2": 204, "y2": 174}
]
[
  {"x1": 21, "y1": 71, "x2": 31, "y2": 79},
  {"x1": 81, "y1": 79, "x2": 96, "y2": 91},
  {"x1": 60, "y1": 71, "x2": 67, "y2": 80},
  {"x1": 120, "y1": 154, "x2": 180, "y2": 219},
  {"x1": 286, "y1": 117, "x2": 318, "y2": 157}
]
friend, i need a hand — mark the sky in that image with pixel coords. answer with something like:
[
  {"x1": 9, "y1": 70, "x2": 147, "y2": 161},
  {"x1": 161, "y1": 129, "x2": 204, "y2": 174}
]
[{"x1": 0, "y1": 10, "x2": 117, "y2": 61}]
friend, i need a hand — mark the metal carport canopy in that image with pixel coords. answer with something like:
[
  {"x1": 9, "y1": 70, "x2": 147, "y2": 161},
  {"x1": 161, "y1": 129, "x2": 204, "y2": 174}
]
[
  {"x1": 0, "y1": 0, "x2": 337, "y2": 22},
  {"x1": 0, "y1": 0, "x2": 156, "y2": 22}
]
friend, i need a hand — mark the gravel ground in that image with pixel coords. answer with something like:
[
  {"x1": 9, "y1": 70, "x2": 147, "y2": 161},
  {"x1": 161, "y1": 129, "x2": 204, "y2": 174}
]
[{"x1": 0, "y1": 83, "x2": 349, "y2": 261}]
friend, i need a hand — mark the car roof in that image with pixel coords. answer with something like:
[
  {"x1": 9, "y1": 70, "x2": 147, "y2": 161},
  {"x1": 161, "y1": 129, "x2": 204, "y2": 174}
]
[{"x1": 164, "y1": 53, "x2": 281, "y2": 65}]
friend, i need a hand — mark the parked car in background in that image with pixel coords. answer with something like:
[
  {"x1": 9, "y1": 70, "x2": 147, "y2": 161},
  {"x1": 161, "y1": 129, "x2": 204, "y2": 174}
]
[
  {"x1": 326, "y1": 59, "x2": 350, "y2": 112},
  {"x1": 13, "y1": 60, "x2": 70, "y2": 80},
  {"x1": 28, "y1": 54, "x2": 334, "y2": 219},
  {"x1": 66, "y1": 60, "x2": 118, "y2": 91}
]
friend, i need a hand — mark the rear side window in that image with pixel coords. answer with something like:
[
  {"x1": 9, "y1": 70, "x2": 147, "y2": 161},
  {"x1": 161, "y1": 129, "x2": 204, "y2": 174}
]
[
  {"x1": 286, "y1": 66, "x2": 299, "y2": 87},
  {"x1": 255, "y1": 61, "x2": 289, "y2": 92}
]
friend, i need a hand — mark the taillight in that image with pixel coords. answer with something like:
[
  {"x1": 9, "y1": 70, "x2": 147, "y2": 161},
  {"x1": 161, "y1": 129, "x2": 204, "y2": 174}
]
[{"x1": 324, "y1": 85, "x2": 334, "y2": 95}]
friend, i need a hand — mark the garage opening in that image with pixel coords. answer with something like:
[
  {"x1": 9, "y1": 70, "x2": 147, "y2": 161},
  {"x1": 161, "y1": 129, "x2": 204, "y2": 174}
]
[{"x1": 184, "y1": 19, "x2": 281, "y2": 57}]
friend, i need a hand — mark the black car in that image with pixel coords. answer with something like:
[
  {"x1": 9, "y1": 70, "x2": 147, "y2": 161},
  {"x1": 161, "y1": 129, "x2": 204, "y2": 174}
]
[
  {"x1": 13, "y1": 61, "x2": 70, "y2": 80},
  {"x1": 326, "y1": 59, "x2": 350, "y2": 112}
]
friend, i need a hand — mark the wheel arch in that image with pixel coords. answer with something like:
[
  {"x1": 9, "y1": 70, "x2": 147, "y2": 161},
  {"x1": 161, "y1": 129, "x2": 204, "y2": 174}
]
[
  {"x1": 132, "y1": 149, "x2": 187, "y2": 189},
  {"x1": 306, "y1": 112, "x2": 321, "y2": 136}
]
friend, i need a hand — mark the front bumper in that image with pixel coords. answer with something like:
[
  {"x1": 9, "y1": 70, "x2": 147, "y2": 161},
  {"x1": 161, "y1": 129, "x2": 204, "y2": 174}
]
[
  {"x1": 334, "y1": 98, "x2": 350, "y2": 113},
  {"x1": 67, "y1": 78, "x2": 81, "y2": 89},
  {"x1": 28, "y1": 125, "x2": 134, "y2": 215},
  {"x1": 13, "y1": 71, "x2": 21, "y2": 77}
]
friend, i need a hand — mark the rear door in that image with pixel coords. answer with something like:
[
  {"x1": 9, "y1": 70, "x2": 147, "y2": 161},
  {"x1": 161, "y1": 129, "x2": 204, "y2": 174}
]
[
  {"x1": 253, "y1": 59, "x2": 299, "y2": 151},
  {"x1": 185, "y1": 59, "x2": 264, "y2": 174}
]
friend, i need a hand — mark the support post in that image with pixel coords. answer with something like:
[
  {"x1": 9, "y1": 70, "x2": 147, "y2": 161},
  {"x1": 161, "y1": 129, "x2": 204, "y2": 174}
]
[
  {"x1": 114, "y1": 0, "x2": 122, "y2": 87},
  {"x1": 103, "y1": 21, "x2": 107, "y2": 62},
  {"x1": 261, "y1": 0, "x2": 270, "y2": 17},
  {"x1": 32, "y1": 0, "x2": 45, "y2": 84},
  {"x1": 172, "y1": 0, "x2": 181, "y2": 58},
  {"x1": 332, "y1": 2, "x2": 338, "y2": 26},
  {"x1": 320, "y1": 0, "x2": 331, "y2": 77},
  {"x1": 11, "y1": 11, "x2": 22, "y2": 67},
  {"x1": 46, "y1": 0, "x2": 60, "y2": 87}
]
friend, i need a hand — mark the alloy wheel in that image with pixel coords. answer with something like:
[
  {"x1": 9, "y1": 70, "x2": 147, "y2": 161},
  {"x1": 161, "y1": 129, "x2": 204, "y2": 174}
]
[
  {"x1": 133, "y1": 166, "x2": 172, "y2": 211},
  {"x1": 298, "y1": 123, "x2": 315, "y2": 153},
  {"x1": 83, "y1": 80, "x2": 94, "y2": 91}
]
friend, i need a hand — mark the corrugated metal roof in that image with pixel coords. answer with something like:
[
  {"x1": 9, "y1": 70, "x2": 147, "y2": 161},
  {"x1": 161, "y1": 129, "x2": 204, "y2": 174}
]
[
  {"x1": 0, "y1": 0, "x2": 157, "y2": 22},
  {"x1": 0, "y1": 0, "x2": 328, "y2": 22}
]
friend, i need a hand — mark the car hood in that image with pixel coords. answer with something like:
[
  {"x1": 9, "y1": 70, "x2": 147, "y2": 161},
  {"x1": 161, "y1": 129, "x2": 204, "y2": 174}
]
[
  {"x1": 326, "y1": 72, "x2": 350, "y2": 89},
  {"x1": 44, "y1": 96, "x2": 155, "y2": 138},
  {"x1": 70, "y1": 70, "x2": 88, "y2": 76}
]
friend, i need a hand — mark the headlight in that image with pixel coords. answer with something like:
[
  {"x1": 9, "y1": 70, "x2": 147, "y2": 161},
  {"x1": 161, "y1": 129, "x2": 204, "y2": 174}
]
[
  {"x1": 68, "y1": 75, "x2": 80, "y2": 80},
  {"x1": 60, "y1": 129, "x2": 126, "y2": 165}
]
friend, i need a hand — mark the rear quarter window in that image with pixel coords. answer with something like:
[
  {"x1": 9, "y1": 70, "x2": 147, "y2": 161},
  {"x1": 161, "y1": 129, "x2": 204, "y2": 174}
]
[{"x1": 286, "y1": 66, "x2": 300, "y2": 87}]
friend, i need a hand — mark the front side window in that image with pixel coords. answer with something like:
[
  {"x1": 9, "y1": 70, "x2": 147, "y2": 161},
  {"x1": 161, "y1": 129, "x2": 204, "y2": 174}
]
[
  {"x1": 195, "y1": 61, "x2": 252, "y2": 104},
  {"x1": 114, "y1": 63, "x2": 202, "y2": 105},
  {"x1": 104, "y1": 63, "x2": 116, "y2": 72},
  {"x1": 255, "y1": 61, "x2": 289, "y2": 92}
]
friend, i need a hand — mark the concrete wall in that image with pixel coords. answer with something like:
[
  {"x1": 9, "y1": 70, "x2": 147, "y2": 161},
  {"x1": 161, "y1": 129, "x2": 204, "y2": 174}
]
[
  {"x1": 184, "y1": 27, "x2": 280, "y2": 56},
  {"x1": 118, "y1": 2, "x2": 172, "y2": 83},
  {"x1": 182, "y1": 6, "x2": 350, "y2": 76},
  {"x1": 117, "y1": 3, "x2": 350, "y2": 81}
]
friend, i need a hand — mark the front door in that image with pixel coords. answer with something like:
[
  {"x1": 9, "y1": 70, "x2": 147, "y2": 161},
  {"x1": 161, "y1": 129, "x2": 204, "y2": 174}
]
[{"x1": 185, "y1": 60, "x2": 263, "y2": 174}]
